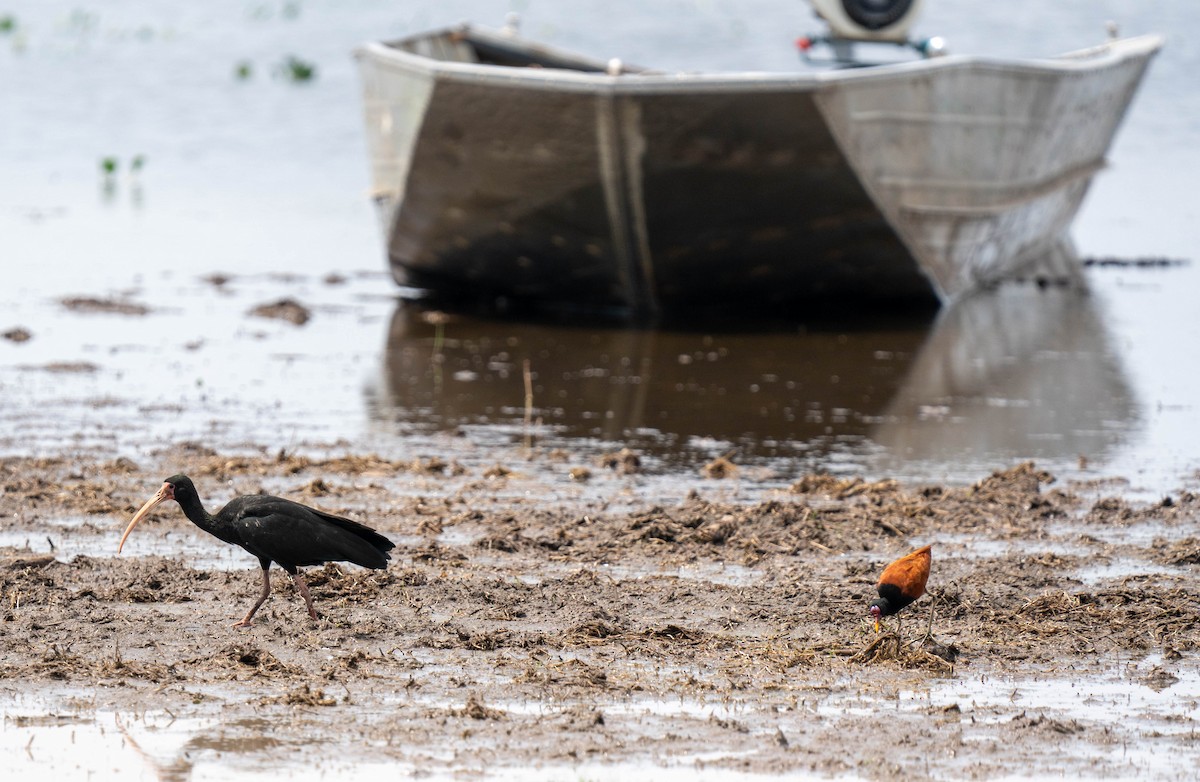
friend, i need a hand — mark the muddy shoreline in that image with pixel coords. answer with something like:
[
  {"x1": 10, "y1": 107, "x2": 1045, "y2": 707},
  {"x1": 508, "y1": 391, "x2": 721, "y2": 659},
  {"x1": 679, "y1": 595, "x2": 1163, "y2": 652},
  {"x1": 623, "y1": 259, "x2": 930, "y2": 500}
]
[{"x1": 1, "y1": 450, "x2": 1198, "y2": 779}]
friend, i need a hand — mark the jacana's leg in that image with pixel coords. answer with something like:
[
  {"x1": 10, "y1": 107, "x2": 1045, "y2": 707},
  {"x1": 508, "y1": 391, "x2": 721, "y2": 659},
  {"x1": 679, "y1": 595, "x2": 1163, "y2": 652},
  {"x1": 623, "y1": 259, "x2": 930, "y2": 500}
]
[
  {"x1": 922, "y1": 598, "x2": 938, "y2": 642},
  {"x1": 233, "y1": 565, "x2": 272, "y2": 628},
  {"x1": 290, "y1": 571, "x2": 318, "y2": 620}
]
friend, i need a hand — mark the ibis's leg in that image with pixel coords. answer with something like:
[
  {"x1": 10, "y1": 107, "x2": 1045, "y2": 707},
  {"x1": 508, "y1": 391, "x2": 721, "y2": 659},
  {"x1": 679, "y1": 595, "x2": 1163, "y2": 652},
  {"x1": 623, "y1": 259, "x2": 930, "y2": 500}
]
[
  {"x1": 233, "y1": 563, "x2": 272, "y2": 628},
  {"x1": 290, "y1": 571, "x2": 318, "y2": 620}
]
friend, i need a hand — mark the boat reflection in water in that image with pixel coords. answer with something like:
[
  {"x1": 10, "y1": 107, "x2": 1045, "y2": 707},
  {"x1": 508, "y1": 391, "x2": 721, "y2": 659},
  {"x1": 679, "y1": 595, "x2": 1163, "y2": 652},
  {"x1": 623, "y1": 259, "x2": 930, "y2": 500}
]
[
  {"x1": 372, "y1": 304, "x2": 933, "y2": 469},
  {"x1": 870, "y1": 280, "x2": 1138, "y2": 479},
  {"x1": 371, "y1": 266, "x2": 1136, "y2": 480}
]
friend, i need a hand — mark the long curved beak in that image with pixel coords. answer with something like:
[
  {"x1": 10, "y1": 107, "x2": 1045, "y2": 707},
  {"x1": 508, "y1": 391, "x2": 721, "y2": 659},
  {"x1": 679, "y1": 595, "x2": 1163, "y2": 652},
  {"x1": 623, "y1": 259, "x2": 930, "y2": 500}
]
[{"x1": 118, "y1": 482, "x2": 175, "y2": 553}]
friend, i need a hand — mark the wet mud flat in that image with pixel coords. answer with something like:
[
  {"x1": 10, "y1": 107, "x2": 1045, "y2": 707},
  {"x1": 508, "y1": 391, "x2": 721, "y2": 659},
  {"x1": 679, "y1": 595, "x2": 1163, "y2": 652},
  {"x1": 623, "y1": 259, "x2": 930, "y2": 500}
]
[{"x1": 1, "y1": 452, "x2": 1199, "y2": 780}]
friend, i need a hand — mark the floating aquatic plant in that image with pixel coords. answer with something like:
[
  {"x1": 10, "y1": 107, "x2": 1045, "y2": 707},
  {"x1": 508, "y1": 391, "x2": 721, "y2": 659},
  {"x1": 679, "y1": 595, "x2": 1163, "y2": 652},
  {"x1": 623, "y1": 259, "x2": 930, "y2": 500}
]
[
  {"x1": 100, "y1": 156, "x2": 147, "y2": 175},
  {"x1": 278, "y1": 55, "x2": 316, "y2": 82}
]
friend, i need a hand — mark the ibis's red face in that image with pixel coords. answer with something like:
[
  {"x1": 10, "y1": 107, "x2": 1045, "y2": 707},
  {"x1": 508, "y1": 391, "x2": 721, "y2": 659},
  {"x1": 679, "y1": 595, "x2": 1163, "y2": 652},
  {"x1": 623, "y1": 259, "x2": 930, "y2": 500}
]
[{"x1": 117, "y1": 481, "x2": 176, "y2": 553}]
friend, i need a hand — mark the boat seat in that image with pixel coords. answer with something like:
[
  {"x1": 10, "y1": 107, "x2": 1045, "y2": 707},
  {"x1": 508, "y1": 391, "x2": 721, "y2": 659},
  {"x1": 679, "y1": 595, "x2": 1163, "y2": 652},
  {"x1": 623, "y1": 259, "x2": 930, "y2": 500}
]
[{"x1": 406, "y1": 37, "x2": 479, "y2": 64}]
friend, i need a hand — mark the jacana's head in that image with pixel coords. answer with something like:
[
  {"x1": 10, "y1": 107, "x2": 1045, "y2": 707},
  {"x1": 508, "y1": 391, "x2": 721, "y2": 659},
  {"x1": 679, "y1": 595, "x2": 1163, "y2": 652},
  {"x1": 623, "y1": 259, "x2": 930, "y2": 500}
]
[{"x1": 868, "y1": 599, "x2": 887, "y2": 633}]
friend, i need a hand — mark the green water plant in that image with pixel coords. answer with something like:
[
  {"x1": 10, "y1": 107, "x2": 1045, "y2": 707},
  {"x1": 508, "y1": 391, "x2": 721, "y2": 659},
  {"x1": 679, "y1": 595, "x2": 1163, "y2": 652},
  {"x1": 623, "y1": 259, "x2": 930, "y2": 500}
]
[{"x1": 279, "y1": 55, "x2": 316, "y2": 82}]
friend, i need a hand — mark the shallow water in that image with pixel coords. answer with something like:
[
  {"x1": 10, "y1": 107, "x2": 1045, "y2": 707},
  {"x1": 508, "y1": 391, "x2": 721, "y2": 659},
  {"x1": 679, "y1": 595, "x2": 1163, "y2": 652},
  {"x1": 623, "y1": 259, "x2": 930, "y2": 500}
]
[
  {"x1": 2, "y1": 0, "x2": 1198, "y2": 497},
  {"x1": 4, "y1": 663, "x2": 1195, "y2": 781},
  {"x1": 0, "y1": 706, "x2": 790, "y2": 781}
]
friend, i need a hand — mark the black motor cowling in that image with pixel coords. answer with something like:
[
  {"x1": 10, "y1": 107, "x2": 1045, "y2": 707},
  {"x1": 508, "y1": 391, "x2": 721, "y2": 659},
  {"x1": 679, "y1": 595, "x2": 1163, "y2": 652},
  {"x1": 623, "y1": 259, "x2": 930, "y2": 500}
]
[
  {"x1": 841, "y1": 0, "x2": 915, "y2": 31},
  {"x1": 808, "y1": 0, "x2": 924, "y2": 42}
]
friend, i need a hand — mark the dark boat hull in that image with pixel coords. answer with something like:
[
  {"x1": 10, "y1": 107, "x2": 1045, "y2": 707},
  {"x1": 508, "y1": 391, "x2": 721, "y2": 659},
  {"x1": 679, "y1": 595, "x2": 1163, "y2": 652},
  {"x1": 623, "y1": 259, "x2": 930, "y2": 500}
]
[{"x1": 355, "y1": 27, "x2": 1161, "y2": 318}]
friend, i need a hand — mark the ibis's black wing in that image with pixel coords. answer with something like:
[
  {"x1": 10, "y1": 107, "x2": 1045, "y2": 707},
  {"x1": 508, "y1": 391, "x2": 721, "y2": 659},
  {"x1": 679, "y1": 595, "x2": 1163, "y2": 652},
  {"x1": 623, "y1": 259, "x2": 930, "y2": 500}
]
[{"x1": 222, "y1": 496, "x2": 394, "y2": 571}]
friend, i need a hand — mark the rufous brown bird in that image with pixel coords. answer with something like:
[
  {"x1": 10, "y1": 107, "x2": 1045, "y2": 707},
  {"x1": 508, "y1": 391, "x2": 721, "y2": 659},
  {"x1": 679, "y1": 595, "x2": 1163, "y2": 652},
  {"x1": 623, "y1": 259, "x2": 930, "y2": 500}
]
[
  {"x1": 868, "y1": 544, "x2": 932, "y2": 632},
  {"x1": 119, "y1": 474, "x2": 395, "y2": 627}
]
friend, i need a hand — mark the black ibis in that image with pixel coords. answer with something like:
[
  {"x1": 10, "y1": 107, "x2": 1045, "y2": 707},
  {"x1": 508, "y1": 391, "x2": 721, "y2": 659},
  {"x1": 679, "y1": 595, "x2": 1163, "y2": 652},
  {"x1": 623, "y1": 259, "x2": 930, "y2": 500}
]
[
  {"x1": 119, "y1": 474, "x2": 395, "y2": 627},
  {"x1": 868, "y1": 544, "x2": 932, "y2": 632}
]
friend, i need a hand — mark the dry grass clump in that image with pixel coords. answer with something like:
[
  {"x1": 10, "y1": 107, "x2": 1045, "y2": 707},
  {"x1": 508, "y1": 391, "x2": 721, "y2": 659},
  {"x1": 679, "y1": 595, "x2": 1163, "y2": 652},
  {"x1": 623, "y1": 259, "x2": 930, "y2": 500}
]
[{"x1": 849, "y1": 632, "x2": 955, "y2": 673}]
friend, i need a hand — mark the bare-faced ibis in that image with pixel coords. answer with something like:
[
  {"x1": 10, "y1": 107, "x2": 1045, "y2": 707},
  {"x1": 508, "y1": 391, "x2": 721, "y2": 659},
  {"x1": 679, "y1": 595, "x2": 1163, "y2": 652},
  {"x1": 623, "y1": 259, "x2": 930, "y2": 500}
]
[
  {"x1": 119, "y1": 474, "x2": 395, "y2": 627},
  {"x1": 868, "y1": 544, "x2": 932, "y2": 633}
]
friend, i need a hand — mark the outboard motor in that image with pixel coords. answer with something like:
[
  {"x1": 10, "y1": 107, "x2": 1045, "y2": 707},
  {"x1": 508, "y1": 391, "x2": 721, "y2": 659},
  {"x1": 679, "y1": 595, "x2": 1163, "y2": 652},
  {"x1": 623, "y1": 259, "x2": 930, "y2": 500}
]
[
  {"x1": 799, "y1": 0, "x2": 945, "y2": 63},
  {"x1": 810, "y1": 0, "x2": 923, "y2": 43}
]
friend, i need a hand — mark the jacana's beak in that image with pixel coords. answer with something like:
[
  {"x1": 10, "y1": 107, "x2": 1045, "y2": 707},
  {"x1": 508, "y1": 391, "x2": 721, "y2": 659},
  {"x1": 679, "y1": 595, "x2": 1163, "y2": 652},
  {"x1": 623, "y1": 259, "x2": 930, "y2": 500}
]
[
  {"x1": 118, "y1": 482, "x2": 175, "y2": 553},
  {"x1": 873, "y1": 618, "x2": 881, "y2": 634}
]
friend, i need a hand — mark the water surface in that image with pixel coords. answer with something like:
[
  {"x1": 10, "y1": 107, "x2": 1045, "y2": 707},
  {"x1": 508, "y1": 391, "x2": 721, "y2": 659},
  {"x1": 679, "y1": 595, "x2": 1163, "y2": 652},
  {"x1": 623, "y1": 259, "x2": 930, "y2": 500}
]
[{"x1": 3, "y1": 1, "x2": 1197, "y2": 496}]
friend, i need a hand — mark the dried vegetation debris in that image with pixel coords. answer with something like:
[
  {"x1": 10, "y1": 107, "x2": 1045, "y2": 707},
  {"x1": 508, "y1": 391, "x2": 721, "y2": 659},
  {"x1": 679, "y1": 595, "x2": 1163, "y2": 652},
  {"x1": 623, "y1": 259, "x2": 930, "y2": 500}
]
[
  {"x1": 849, "y1": 632, "x2": 955, "y2": 672},
  {"x1": 969, "y1": 584, "x2": 1200, "y2": 658},
  {"x1": 268, "y1": 683, "x2": 338, "y2": 707},
  {"x1": 59, "y1": 296, "x2": 151, "y2": 316},
  {"x1": 145, "y1": 448, "x2": 463, "y2": 484},
  {"x1": 1151, "y1": 536, "x2": 1200, "y2": 565},
  {"x1": 701, "y1": 451, "x2": 738, "y2": 479},
  {"x1": 0, "y1": 452, "x2": 1198, "y2": 775},
  {"x1": 248, "y1": 298, "x2": 311, "y2": 325},
  {"x1": 1086, "y1": 491, "x2": 1198, "y2": 526},
  {"x1": 598, "y1": 448, "x2": 641, "y2": 474},
  {"x1": 220, "y1": 645, "x2": 294, "y2": 676}
]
